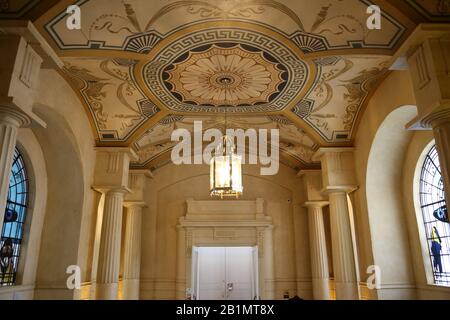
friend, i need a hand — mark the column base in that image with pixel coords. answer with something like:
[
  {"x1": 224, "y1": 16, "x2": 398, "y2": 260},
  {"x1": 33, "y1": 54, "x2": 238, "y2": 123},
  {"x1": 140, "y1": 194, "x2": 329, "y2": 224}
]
[
  {"x1": 122, "y1": 279, "x2": 140, "y2": 300},
  {"x1": 335, "y1": 281, "x2": 359, "y2": 300},
  {"x1": 95, "y1": 283, "x2": 119, "y2": 300},
  {"x1": 312, "y1": 278, "x2": 330, "y2": 300}
]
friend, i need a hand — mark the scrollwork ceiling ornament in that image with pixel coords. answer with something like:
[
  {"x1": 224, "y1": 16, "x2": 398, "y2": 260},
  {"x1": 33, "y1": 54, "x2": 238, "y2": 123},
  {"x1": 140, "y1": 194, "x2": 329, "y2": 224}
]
[
  {"x1": 340, "y1": 64, "x2": 389, "y2": 130},
  {"x1": 63, "y1": 58, "x2": 160, "y2": 141},
  {"x1": 291, "y1": 55, "x2": 389, "y2": 142},
  {"x1": 34, "y1": 0, "x2": 430, "y2": 167},
  {"x1": 43, "y1": 0, "x2": 407, "y2": 52},
  {"x1": 133, "y1": 114, "x2": 317, "y2": 169},
  {"x1": 64, "y1": 64, "x2": 110, "y2": 131}
]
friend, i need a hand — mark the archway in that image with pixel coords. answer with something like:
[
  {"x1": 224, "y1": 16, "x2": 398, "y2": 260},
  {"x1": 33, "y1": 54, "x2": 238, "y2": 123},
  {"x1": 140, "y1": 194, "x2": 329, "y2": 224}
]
[
  {"x1": 31, "y1": 105, "x2": 86, "y2": 299},
  {"x1": 365, "y1": 105, "x2": 417, "y2": 299}
]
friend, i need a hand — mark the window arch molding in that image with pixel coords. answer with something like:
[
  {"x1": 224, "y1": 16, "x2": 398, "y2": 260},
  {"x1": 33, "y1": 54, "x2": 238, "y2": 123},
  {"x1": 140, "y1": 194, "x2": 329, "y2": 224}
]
[
  {"x1": 0, "y1": 146, "x2": 30, "y2": 286},
  {"x1": 0, "y1": 132, "x2": 48, "y2": 295},
  {"x1": 414, "y1": 139, "x2": 449, "y2": 287}
]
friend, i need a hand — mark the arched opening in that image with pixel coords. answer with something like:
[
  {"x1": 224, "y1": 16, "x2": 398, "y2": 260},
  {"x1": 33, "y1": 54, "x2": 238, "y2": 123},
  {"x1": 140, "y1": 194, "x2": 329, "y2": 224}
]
[
  {"x1": 365, "y1": 105, "x2": 417, "y2": 299},
  {"x1": 414, "y1": 141, "x2": 449, "y2": 286},
  {"x1": 31, "y1": 104, "x2": 87, "y2": 299},
  {"x1": 0, "y1": 148, "x2": 29, "y2": 287}
]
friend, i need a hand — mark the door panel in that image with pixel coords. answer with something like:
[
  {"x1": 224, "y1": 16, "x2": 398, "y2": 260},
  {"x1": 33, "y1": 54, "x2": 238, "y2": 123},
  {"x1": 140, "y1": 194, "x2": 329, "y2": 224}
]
[
  {"x1": 196, "y1": 247, "x2": 256, "y2": 300},
  {"x1": 225, "y1": 247, "x2": 253, "y2": 300},
  {"x1": 197, "y1": 247, "x2": 226, "y2": 300}
]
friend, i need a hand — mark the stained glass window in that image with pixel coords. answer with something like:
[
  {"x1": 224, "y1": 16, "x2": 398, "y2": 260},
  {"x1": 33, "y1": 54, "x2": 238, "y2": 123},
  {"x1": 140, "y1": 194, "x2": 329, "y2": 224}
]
[
  {"x1": 419, "y1": 144, "x2": 449, "y2": 286},
  {"x1": 0, "y1": 148, "x2": 28, "y2": 286}
]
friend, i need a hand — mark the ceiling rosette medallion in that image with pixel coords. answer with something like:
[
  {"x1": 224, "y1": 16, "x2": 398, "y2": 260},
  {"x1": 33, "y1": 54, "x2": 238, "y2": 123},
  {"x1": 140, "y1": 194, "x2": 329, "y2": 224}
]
[
  {"x1": 164, "y1": 44, "x2": 286, "y2": 107},
  {"x1": 140, "y1": 27, "x2": 313, "y2": 114}
]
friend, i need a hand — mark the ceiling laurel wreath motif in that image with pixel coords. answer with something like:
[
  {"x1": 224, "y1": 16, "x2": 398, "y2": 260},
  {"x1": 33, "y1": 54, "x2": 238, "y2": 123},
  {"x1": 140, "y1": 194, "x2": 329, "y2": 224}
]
[{"x1": 29, "y1": 0, "x2": 449, "y2": 170}]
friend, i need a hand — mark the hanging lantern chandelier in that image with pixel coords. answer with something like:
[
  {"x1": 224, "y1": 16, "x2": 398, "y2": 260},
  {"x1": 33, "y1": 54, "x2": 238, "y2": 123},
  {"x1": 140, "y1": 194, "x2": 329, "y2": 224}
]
[{"x1": 210, "y1": 104, "x2": 243, "y2": 199}]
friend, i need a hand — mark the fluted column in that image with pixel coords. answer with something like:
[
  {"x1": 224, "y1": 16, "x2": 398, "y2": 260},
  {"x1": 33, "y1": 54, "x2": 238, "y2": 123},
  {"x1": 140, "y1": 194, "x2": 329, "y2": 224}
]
[
  {"x1": 0, "y1": 108, "x2": 30, "y2": 222},
  {"x1": 96, "y1": 188, "x2": 127, "y2": 300},
  {"x1": 328, "y1": 190, "x2": 358, "y2": 300},
  {"x1": 122, "y1": 203, "x2": 144, "y2": 300},
  {"x1": 305, "y1": 201, "x2": 330, "y2": 300}
]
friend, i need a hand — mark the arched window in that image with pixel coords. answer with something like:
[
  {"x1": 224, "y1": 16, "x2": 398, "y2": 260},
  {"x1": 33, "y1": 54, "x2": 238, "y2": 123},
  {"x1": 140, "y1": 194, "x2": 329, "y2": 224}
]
[
  {"x1": 0, "y1": 148, "x2": 28, "y2": 286},
  {"x1": 419, "y1": 144, "x2": 449, "y2": 286}
]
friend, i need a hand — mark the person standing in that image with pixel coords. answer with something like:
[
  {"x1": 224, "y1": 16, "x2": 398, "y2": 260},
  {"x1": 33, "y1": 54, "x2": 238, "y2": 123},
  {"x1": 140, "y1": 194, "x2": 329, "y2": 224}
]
[{"x1": 431, "y1": 226, "x2": 443, "y2": 274}]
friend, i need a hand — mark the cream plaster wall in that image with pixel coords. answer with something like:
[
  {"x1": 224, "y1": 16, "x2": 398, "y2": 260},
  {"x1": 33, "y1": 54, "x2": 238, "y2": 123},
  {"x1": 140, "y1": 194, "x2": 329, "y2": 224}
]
[
  {"x1": 353, "y1": 71, "x2": 418, "y2": 299},
  {"x1": 140, "y1": 162, "x2": 311, "y2": 300},
  {"x1": 30, "y1": 69, "x2": 97, "y2": 299}
]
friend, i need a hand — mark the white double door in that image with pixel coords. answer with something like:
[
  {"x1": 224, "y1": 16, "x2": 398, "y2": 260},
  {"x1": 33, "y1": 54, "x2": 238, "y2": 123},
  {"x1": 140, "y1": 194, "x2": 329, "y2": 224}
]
[{"x1": 193, "y1": 246, "x2": 259, "y2": 300}]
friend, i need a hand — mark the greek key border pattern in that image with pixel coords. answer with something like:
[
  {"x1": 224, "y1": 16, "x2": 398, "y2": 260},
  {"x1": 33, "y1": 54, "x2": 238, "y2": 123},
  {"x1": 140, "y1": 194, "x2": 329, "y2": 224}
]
[{"x1": 142, "y1": 28, "x2": 309, "y2": 113}]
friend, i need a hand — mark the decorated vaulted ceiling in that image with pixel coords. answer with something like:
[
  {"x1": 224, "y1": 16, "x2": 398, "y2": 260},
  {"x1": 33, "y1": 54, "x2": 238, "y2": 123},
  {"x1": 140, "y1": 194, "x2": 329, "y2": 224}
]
[{"x1": 2, "y1": 0, "x2": 449, "y2": 170}]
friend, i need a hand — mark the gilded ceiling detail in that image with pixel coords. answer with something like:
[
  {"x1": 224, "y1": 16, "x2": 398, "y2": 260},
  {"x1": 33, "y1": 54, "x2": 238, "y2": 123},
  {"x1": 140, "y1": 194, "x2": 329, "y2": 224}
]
[
  {"x1": 64, "y1": 58, "x2": 159, "y2": 141},
  {"x1": 133, "y1": 114, "x2": 317, "y2": 170},
  {"x1": 30, "y1": 0, "x2": 448, "y2": 168},
  {"x1": 142, "y1": 31, "x2": 309, "y2": 114},
  {"x1": 164, "y1": 44, "x2": 286, "y2": 107},
  {"x1": 292, "y1": 55, "x2": 389, "y2": 141}
]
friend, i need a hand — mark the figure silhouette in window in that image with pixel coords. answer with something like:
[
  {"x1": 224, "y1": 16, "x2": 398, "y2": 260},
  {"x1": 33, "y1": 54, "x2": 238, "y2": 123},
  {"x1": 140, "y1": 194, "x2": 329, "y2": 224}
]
[{"x1": 431, "y1": 226, "x2": 443, "y2": 274}]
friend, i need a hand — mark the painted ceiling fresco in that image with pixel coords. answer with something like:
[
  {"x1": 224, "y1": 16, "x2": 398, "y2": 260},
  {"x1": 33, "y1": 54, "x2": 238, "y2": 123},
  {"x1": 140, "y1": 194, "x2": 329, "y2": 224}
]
[
  {"x1": 5, "y1": 0, "x2": 448, "y2": 169},
  {"x1": 133, "y1": 114, "x2": 317, "y2": 170}
]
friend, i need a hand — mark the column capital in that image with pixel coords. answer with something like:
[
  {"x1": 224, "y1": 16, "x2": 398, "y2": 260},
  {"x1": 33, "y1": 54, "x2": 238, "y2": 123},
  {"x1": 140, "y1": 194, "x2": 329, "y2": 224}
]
[
  {"x1": 126, "y1": 169, "x2": 151, "y2": 202},
  {"x1": 420, "y1": 106, "x2": 450, "y2": 128},
  {"x1": 94, "y1": 147, "x2": 137, "y2": 189},
  {"x1": 304, "y1": 201, "x2": 329, "y2": 209},
  {"x1": 298, "y1": 169, "x2": 327, "y2": 202},
  {"x1": 0, "y1": 106, "x2": 31, "y2": 127},
  {"x1": 312, "y1": 148, "x2": 357, "y2": 190},
  {"x1": 123, "y1": 201, "x2": 147, "y2": 209},
  {"x1": 92, "y1": 185, "x2": 131, "y2": 195}
]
